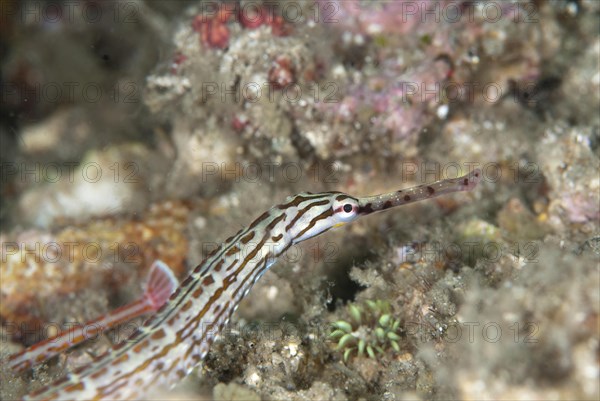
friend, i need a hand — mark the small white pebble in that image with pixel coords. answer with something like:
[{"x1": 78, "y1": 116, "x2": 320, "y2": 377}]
[
  {"x1": 246, "y1": 370, "x2": 261, "y2": 387},
  {"x1": 437, "y1": 104, "x2": 449, "y2": 119},
  {"x1": 342, "y1": 31, "x2": 352, "y2": 44},
  {"x1": 354, "y1": 34, "x2": 365, "y2": 45},
  {"x1": 194, "y1": 216, "x2": 207, "y2": 230},
  {"x1": 286, "y1": 342, "x2": 299, "y2": 357},
  {"x1": 266, "y1": 285, "x2": 278, "y2": 300},
  {"x1": 332, "y1": 64, "x2": 346, "y2": 79},
  {"x1": 366, "y1": 23, "x2": 383, "y2": 35}
]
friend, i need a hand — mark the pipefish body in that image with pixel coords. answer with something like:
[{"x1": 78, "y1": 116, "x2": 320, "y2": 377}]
[{"x1": 25, "y1": 169, "x2": 481, "y2": 401}]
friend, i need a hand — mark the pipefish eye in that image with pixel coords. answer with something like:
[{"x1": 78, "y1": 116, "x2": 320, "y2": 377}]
[{"x1": 334, "y1": 197, "x2": 359, "y2": 223}]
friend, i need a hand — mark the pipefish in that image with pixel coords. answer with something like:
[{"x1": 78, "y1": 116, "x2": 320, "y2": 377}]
[{"x1": 24, "y1": 168, "x2": 481, "y2": 400}]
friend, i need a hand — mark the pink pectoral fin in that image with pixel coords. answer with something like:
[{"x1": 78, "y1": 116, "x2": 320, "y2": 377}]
[{"x1": 144, "y1": 260, "x2": 179, "y2": 310}]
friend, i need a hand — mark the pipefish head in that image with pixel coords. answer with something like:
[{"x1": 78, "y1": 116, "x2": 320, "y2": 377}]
[
  {"x1": 281, "y1": 192, "x2": 361, "y2": 244},
  {"x1": 284, "y1": 169, "x2": 481, "y2": 244}
]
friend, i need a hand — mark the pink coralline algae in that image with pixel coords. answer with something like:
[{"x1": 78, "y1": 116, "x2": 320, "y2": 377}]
[
  {"x1": 314, "y1": 0, "x2": 543, "y2": 146},
  {"x1": 538, "y1": 127, "x2": 600, "y2": 227},
  {"x1": 316, "y1": 0, "x2": 528, "y2": 38},
  {"x1": 192, "y1": 3, "x2": 290, "y2": 50},
  {"x1": 320, "y1": 58, "x2": 452, "y2": 140},
  {"x1": 316, "y1": 0, "x2": 426, "y2": 36},
  {"x1": 313, "y1": 0, "x2": 460, "y2": 142}
]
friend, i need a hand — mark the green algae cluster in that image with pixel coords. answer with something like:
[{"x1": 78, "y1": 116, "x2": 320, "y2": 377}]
[{"x1": 329, "y1": 300, "x2": 402, "y2": 362}]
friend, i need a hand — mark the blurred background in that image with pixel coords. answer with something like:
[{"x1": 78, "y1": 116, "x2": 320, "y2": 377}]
[{"x1": 1, "y1": 1, "x2": 598, "y2": 400}]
